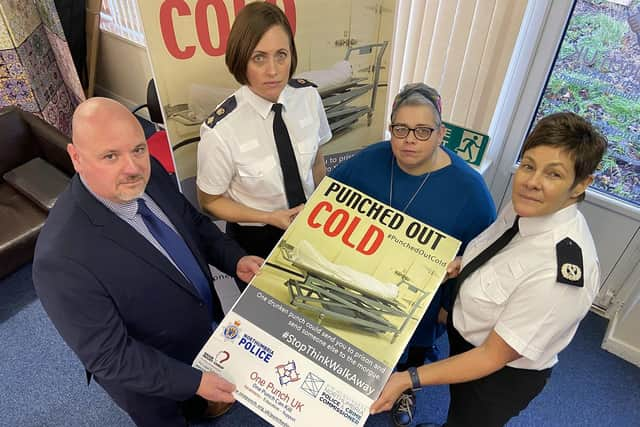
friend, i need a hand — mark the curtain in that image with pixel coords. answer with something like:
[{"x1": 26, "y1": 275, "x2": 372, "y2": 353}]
[{"x1": 54, "y1": 0, "x2": 87, "y2": 85}]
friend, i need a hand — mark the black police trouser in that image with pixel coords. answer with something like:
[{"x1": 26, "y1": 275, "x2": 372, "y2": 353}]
[
  {"x1": 225, "y1": 222, "x2": 284, "y2": 292},
  {"x1": 444, "y1": 320, "x2": 552, "y2": 427},
  {"x1": 226, "y1": 222, "x2": 283, "y2": 259}
]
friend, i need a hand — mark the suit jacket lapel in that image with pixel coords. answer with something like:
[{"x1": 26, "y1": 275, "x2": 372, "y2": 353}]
[{"x1": 71, "y1": 175, "x2": 202, "y2": 301}]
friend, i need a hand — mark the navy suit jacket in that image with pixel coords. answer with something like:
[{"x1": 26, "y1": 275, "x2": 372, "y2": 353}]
[{"x1": 33, "y1": 158, "x2": 246, "y2": 403}]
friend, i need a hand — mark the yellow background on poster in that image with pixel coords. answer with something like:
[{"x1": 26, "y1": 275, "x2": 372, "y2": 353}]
[{"x1": 251, "y1": 177, "x2": 460, "y2": 367}]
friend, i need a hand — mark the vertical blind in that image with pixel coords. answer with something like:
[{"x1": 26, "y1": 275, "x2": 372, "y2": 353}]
[
  {"x1": 386, "y1": 0, "x2": 527, "y2": 133},
  {"x1": 100, "y1": 0, "x2": 145, "y2": 45}
]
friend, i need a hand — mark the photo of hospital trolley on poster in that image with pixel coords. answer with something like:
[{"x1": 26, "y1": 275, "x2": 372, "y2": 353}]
[{"x1": 193, "y1": 178, "x2": 460, "y2": 426}]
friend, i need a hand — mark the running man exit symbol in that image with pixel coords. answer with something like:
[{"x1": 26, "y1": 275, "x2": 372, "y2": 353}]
[
  {"x1": 442, "y1": 122, "x2": 489, "y2": 166},
  {"x1": 457, "y1": 130, "x2": 483, "y2": 164}
]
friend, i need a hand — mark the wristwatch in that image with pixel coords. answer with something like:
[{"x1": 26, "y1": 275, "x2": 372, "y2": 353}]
[{"x1": 407, "y1": 366, "x2": 422, "y2": 391}]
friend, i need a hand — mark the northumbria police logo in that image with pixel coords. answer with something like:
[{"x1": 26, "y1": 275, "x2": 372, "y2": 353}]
[
  {"x1": 238, "y1": 334, "x2": 274, "y2": 363},
  {"x1": 223, "y1": 321, "x2": 241, "y2": 341}
]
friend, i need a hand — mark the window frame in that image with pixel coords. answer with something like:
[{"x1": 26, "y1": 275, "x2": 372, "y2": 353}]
[{"x1": 487, "y1": 0, "x2": 640, "y2": 221}]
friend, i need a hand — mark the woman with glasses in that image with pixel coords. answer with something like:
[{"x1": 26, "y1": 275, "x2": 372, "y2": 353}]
[
  {"x1": 330, "y1": 82, "x2": 496, "y2": 426},
  {"x1": 371, "y1": 112, "x2": 607, "y2": 427}
]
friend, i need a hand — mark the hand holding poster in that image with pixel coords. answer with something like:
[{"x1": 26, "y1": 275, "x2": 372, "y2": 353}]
[{"x1": 193, "y1": 177, "x2": 461, "y2": 426}]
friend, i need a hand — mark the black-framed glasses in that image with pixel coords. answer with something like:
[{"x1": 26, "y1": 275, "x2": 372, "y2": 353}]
[{"x1": 390, "y1": 124, "x2": 436, "y2": 141}]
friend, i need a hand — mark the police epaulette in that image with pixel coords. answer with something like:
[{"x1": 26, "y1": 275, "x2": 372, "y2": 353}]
[
  {"x1": 205, "y1": 96, "x2": 237, "y2": 128},
  {"x1": 556, "y1": 237, "x2": 584, "y2": 287},
  {"x1": 288, "y1": 78, "x2": 318, "y2": 88}
]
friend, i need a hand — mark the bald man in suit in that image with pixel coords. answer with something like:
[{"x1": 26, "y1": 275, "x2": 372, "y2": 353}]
[{"x1": 33, "y1": 97, "x2": 262, "y2": 426}]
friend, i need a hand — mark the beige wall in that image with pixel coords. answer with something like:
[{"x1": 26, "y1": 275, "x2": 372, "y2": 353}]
[{"x1": 95, "y1": 31, "x2": 152, "y2": 112}]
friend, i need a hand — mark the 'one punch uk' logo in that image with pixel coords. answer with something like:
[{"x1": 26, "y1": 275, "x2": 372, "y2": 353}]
[{"x1": 276, "y1": 360, "x2": 301, "y2": 386}]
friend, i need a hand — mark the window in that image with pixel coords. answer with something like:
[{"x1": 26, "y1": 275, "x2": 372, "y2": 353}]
[
  {"x1": 100, "y1": 0, "x2": 145, "y2": 46},
  {"x1": 533, "y1": 0, "x2": 640, "y2": 206}
]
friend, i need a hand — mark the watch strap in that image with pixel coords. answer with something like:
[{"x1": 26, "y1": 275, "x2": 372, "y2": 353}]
[{"x1": 408, "y1": 366, "x2": 421, "y2": 391}]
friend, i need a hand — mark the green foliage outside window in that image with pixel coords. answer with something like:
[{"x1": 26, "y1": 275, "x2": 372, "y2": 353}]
[{"x1": 537, "y1": 0, "x2": 640, "y2": 206}]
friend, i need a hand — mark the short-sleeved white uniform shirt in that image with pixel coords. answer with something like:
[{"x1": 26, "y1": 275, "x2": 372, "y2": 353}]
[
  {"x1": 197, "y1": 83, "x2": 331, "y2": 225},
  {"x1": 453, "y1": 202, "x2": 600, "y2": 370}
]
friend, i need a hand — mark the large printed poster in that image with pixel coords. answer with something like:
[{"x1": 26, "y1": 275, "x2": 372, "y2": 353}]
[
  {"x1": 137, "y1": 0, "x2": 395, "y2": 181},
  {"x1": 194, "y1": 177, "x2": 460, "y2": 426}
]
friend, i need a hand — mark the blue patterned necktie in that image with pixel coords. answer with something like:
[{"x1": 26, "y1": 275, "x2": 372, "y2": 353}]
[{"x1": 137, "y1": 199, "x2": 213, "y2": 316}]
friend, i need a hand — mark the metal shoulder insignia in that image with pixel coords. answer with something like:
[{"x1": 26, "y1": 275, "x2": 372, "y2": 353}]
[
  {"x1": 205, "y1": 96, "x2": 237, "y2": 128},
  {"x1": 288, "y1": 78, "x2": 318, "y2": 88},
  {"x1": 556, "y1": 237, "x2": 584, "y2": 287}
]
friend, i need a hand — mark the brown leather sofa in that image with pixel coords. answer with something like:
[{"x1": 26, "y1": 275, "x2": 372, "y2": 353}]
[{"x1": 0, "y1": 106, "x2": 74, "y2": 279}]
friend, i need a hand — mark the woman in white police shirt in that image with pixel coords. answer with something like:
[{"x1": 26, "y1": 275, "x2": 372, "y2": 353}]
[
  {"x1": 197, "y1": 2, "x2": 331, "y2": 260},
  {"x1": 371, "y1": 112, "x2": 607, "y2": 427}
]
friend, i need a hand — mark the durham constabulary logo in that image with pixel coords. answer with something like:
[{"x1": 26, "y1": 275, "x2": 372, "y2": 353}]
[{"x1": 223, "y1": 320, "x2": 241, "y2": 341}]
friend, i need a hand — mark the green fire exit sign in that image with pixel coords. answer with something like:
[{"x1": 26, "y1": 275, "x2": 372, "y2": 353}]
[{"x1": 442, "y1": 121, "x2": 489, "y2": 166}]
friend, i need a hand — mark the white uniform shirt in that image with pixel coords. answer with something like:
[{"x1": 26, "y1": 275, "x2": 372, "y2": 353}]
[
  {"x1": 197, "y1": 84, "x2": 331, "y2": 225},
  {"x1": 452, "y1": 202, "x2": 600, "y2": 370}
]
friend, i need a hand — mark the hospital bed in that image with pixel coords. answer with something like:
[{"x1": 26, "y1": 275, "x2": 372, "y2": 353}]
[
  {"x1": 158, "y1": 41, "x2": 389, "y2": 137},
  {"x1": 267, "y1": 239, "x2": 429, "y2": 343},
  {"x1": 296, "y1": 41, "x2": 389, "y2": 134}
]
